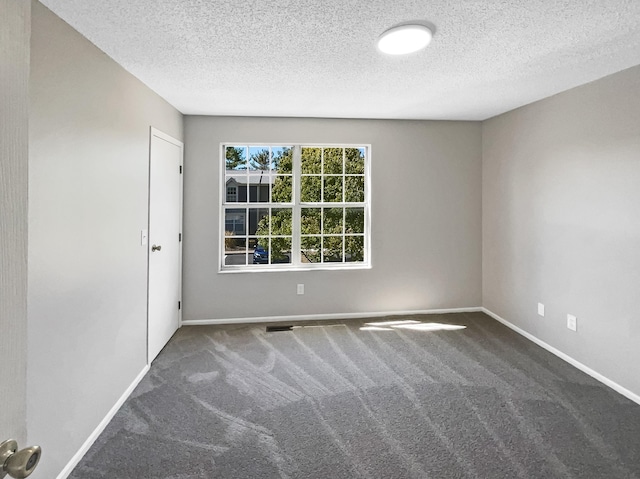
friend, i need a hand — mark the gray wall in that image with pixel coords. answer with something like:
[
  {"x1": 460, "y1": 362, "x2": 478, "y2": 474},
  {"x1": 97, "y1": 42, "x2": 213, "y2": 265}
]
[
  {"x1": 483, "y1": 65, "x2": 640, "y2": 397},
  {"x1": 184, "y1": 116, "x2": 482, "y2": 321},
  {"x1": 28, "y1": 3, "x2": 183, "y2": 477},
  {"x1": 0, "y1": 0, "x2": 30, "y2": 445}
]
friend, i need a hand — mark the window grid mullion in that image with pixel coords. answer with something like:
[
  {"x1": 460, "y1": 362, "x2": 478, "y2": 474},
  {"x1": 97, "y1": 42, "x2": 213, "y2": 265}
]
[
  {"x1": 342, "y1": 148, "x2": 346, "y2": 203},
  {"x1": 292, "y1": 146, "x2": 301, "y2": 267},
  {"x1": 342, "y1": 207, "x2": 346, "y2": 263},
  {"x1": 321, "y1": 148, "x2": 324, "y2": 203},
  {"x1": 222, "y1": 143, "x2": 368, "y2": 271},
  {"x1": 320, "y1": 206, "x2": 324, "y2": 264}
]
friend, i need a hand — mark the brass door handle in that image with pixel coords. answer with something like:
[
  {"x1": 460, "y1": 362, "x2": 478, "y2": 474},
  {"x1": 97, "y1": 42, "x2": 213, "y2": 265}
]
[{"x1": 151, "y1": 245, "x2": 162, "y2": 252}]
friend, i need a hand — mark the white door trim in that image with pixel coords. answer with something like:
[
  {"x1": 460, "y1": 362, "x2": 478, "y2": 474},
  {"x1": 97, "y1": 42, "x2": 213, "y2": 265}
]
[{"x1": 147, "y1": 127, "x2": 183, "y2": 365}]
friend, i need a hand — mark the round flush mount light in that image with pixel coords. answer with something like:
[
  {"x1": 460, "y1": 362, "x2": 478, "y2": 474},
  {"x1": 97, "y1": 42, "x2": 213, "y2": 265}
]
[{"x1": 377, "y1": 24, "x2": 433, "y2": 55}]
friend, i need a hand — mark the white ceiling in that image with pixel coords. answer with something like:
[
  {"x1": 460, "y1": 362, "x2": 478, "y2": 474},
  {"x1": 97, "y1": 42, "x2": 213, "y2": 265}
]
[{"x1": 41, "y1": 0, "x2": 640, "y2": 120}]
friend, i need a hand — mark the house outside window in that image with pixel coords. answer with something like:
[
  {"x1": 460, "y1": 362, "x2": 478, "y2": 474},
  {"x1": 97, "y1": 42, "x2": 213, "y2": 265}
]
[
  {"x1": 226, "y1": 185, "x2": 237, "y2": 202},
  {"x1": 221, "y1": 144, "x2": 370, "y2": 271}
]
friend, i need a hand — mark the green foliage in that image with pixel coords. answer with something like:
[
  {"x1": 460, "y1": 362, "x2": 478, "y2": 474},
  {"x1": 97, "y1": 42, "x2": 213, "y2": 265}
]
[
  {"x1": 345, "y1": 235, "x2": 364, "y2": 262},
  {"x1": 273, "y1": 148, "x2": 293, "y2": 173},
  {"x1": 226, "y1": 147, "x2": 246, "y2": 170},
  {"x1": 345, "y1": 208, "x2": 364, "y2": 234},
  {"x1": 270, "y1": 237, "x2": 291, "y2": 262},
  {"x1": 249, "y1": 148, "x2": 271, "y2": 170},
  {"x1": 255, "y1": 148, "x2": 293, "y2": 255},
  {"x1": 250, "y1": 146, "x2": 366, "y2": 264},
  {"x1": 301, "y1": 176, "x2": 321, "y2": 202},
  {"x1": 300, "y1": 147, "x2": 364, "y2": 203},
  {"x1": 323, "y1": 236, "x2": 343, "y2": 262},
  {"x1": 301, "y1": 146, "x2": 364, "y2": 175},
  {"x1": 345, "y1": 148, "x2": 365, "y2": 174},
  {"x1": 323, "y1": 148, "x2": 343, "y2": 174},
  {"x1": 301, "y1": 208, "x2": 321, "y2": 234},
  {"x1": 271, "y1": 209, "x2": 292, "y2": 235},
  {"x1": 323, "y1": 176, "x2": 343, "y2": 202},
  {"x1": 301, "y1": 147, "x2": 321, "y2": 174},
  {"x1": 301, "y1": 236, "x2": 321, "y2": 263},
  {"x1": 272, "y1": 176, "x2": 292, "y2": 202},
  {"x1": 323, "y1": 208, "x2": 343, "y2": 234},
  {"x1": 255, "y1": 213, "x2": 269, "y2": 238},
  {"x1": 345, "y1": 176, "x2": 365, "y2": 202}
]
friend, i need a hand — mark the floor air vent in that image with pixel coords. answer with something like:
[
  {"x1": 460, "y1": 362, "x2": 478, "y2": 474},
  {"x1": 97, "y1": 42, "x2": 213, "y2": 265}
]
[{"x1": 266, "y1": 325, "x2": 294, "y2": 332}]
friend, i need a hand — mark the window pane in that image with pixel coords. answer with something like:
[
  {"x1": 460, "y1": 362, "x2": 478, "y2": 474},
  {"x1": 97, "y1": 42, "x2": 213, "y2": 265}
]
[
  {"x1": 249, "y1": 208, "x2": 269, "y2": 236},
  {"x1": 323, "y1": 208, "x2": 343, "y2": 234},
  {"x1": 225, "y1": 176, "x2": 246, "y2": 202},
  {"x1": 272, "y1": 176, "x2": 292, "y2": 203},
  {"x1": 301, "y1": 236, "x2": 321, "y2": 263},
  {"x1": 225, "y1": 208, "x2": 246, "y2": 235},
  {"x1": 345, "y1": 236, "x2": 364, "y2": 262},
  {"x1": 225, "y1": 183, "x2": 238, "y2": 203},
  {"x1": 345, "y1": 176, "x2": 364, "y2": 202},
  {"x1": 237, "y1": 184, "x2": 248, "y2": 202},
  {"x1": 323, "y1": 148, "x2": 343, "y2": 174},
  {"x1": 323, "y1": 236, "x2": 343, "y2": 263},
  {"x1": 345, "y1": 207, "x2": 364, "y2": 234},
  {"x1": 301, "y1": 147, "x2": 321, "y2": 174},
  {"x1": 301, "y1": 208, "x2": 321, "y2": 234},
  {"x1": 226, "y1": 146, "x2": 247, "y2": 171},
  {"x1": 271, "y1": 208, "x2": 292, "y2": 235},
  {"x1": 248, "y1": 177, "x2": 270, "y2": 202},
  {"x1": 224, "y1": 237, "x2": 247, "y2": 266},
  {"x1": 272, "y1": 147, "x2": 293, "y2": 173},
  {"x1": 251, "y1": 237, "x2": 269, "y2": 264},
  {"x1": 249, "y1": 146, "x2": 271, "y2": 171},
  {"x1": 345, "y1": 148, "x2": 365, "y2": 174},
  {"x1": 323, "y1": 176, "x2": 343, "y2": 202},
  {"x1": 301, "y1": 176, "x2": 321, "y2": 202},
  {"x1": 271, "y1": 237, "x2": 292, "y2": 264}
]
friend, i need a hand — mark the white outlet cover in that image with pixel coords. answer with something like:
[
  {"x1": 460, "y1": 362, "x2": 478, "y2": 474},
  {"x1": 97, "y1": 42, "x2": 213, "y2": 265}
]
[
  {"x1": 297, "y1": 284, "x2": 304, "y2": 295},
  {"x1": 567, "y1": 314, "x2": 577, "y2": 331},
  {"x1": 537, "y1": 303, "x2": 545, "y2": 317}
]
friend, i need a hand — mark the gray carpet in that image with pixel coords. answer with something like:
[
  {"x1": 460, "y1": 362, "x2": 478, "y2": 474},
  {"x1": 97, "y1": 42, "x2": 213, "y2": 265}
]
[{"x1": 70, "y1": 312, "x2": 640, "y2": 478}]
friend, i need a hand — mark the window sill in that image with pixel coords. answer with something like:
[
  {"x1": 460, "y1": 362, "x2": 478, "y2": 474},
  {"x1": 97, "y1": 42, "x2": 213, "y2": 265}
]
[{"x1": 218, "y1": 263, "x2": 372, "y2": 274}]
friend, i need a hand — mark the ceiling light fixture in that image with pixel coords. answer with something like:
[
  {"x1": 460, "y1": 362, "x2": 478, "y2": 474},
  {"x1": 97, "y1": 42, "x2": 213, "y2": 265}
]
[{"x1": 377, "y1": 24, "x2": 433, "y2": 55}]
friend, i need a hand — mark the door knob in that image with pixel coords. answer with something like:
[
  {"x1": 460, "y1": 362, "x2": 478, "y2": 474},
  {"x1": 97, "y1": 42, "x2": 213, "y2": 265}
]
[
  {"x1": 151, "y1": 245, "x2": 162, "y2": 252},
  {"x1": 0, "y1": 440, "x2": 41, "y2": 479}
]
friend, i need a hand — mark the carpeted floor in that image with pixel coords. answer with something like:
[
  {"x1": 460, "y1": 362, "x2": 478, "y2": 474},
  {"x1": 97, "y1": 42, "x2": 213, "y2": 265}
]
[{"x1": 70, "y1": 312, "x2": 640, "y2": 478}]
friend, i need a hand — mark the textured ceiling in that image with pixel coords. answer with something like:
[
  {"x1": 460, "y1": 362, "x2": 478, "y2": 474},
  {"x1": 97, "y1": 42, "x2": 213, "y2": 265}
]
[{"x1": 41, "y1": 0, "x2": 640, "y2": 120}]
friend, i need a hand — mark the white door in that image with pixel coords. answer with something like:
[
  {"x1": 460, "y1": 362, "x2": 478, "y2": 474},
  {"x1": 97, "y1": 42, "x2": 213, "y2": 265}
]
[{"x1": 148, "y1": 128, "x2": 183, "y2": 363}]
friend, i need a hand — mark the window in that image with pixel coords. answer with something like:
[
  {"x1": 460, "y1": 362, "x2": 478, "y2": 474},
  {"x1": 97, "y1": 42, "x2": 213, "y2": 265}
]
[
  {"x1": 221, "y1": 144, "x2": 370, "y2": 271},
  {"x1": 226, "y1": 185, "x2": 237, "y2": 202}
]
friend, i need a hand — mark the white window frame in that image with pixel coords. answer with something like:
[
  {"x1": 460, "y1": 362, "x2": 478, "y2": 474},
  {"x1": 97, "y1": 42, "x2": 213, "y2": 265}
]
[{"x1": 219, "y1": 143, "x2": 372, "y2": 272}]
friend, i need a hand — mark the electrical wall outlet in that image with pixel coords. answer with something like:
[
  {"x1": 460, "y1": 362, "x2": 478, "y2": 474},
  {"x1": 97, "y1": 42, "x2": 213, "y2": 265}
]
[
  {"x1": 537, "y1": 303, "x2": 545, "y2": 317},
  {"x1": 297, "y1": 284, "x2": 304, "y2": 295},
  {"x1": 567, "y1": 314, "x2": 577, "y2": 331}
]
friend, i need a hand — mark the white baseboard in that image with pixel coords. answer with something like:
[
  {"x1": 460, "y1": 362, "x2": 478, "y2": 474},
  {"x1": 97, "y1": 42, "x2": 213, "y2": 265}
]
[
  {"x1": 181, "y1": 307, "x2": 483, "y2": 326},
  {"x1": 482, "y1": 308, "x2": 640, "y2": 406},
  {"x1": 57, "y1": 364, "x2": 151, "y2": 479}
]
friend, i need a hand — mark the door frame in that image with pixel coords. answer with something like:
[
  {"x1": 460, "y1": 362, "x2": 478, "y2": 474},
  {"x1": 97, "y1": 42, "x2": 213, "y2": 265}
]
[{"x1": 147, "y1": 127, "x2": 184, "y2": 365}]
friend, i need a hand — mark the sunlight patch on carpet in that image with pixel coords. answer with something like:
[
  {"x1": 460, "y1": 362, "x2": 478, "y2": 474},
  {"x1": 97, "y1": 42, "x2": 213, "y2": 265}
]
[{"x1": 361, "y1": 321, "x2": 467, "y2": 332}]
